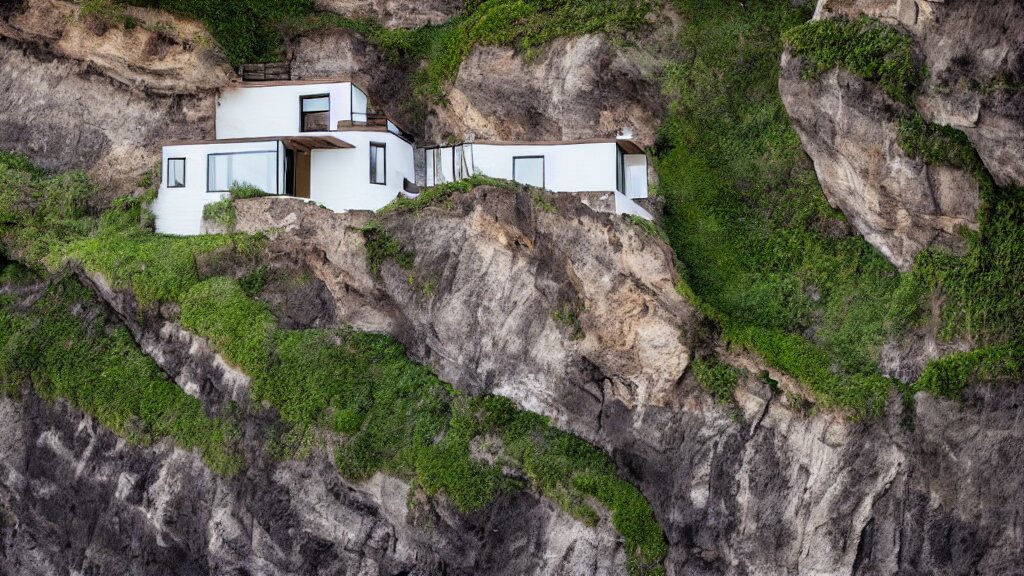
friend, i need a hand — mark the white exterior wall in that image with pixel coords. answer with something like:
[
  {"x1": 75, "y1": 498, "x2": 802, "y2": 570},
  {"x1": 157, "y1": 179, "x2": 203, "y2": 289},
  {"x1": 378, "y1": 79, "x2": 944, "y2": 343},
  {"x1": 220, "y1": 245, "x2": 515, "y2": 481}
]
[
  {"x1": 624, "y1": 154, "x2": 649, "y2": 199},
  {"x1": 615, "y1": 192, "x2": 654, "y2": 220},
  {"x1": 216, "y1": 82, "x2": 354, "y2": 139},
  {"x1": 308, "y1": 130, "x2": 415, "y2": 213},
  {"x1": 154, "y1": 140, "x2": 283, "y2": 235},
  {"x1": 470, "y1": 143, "x2": 618, "y2": 192}
]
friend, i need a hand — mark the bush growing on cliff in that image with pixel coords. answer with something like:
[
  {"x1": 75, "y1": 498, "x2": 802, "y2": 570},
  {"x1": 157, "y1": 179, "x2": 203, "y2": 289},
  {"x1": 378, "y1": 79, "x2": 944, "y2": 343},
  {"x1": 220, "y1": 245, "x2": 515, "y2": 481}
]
[{"x1": 783, "y1": 15, "x2": 922, "y2": 104}]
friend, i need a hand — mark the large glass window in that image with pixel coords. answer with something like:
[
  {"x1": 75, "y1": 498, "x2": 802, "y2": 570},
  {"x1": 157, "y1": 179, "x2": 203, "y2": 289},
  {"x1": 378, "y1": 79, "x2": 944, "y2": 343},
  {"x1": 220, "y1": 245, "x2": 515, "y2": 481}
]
[
  {"x1": 351, "y1": 86, "x2": 368, "y2": 124},
  {"x1": 207, "y1": 151, "x2": 277, "y2": 193},
  {"x1": 167, "y1": 158, "x2": 186, "y2": 188},
  {"x1": 370, "y1": 143, "x2": 386, "y2": 185},
  {"x1": 300, "y1": 95, "x2": 330, "y2": 132},
  {"x1": 513, "y1": 156, "x2": 544, "y2": 188}
]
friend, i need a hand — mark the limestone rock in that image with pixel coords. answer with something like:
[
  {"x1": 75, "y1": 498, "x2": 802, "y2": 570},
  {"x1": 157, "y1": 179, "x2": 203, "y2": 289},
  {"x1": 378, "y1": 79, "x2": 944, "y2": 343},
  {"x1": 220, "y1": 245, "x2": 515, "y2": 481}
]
[
  {"x1": 425, "y1": 33, "x2": 669, "y2": 148},
  {"x1": 313, "y1": 0, "x2": 463, "y2": 29}
]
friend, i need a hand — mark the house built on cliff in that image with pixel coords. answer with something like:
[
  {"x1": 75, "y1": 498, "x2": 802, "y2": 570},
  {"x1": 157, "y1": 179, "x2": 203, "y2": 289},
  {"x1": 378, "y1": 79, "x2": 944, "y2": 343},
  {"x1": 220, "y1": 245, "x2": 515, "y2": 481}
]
[{"x1": 154, "y1": 79, "x2": 652, "y2": 235}]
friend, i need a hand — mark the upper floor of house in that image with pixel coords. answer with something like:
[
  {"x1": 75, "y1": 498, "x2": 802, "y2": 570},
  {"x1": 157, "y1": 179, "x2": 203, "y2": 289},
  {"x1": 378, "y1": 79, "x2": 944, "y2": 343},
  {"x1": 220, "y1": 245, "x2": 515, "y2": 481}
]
[{"x1": 215, "y1": 79, "x2": 411, "y2": 142}]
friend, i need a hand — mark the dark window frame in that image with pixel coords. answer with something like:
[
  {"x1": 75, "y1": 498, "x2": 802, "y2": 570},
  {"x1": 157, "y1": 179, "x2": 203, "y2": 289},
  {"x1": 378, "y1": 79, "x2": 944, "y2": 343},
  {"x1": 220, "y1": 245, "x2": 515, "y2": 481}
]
[
  {"x1": 206, "y1": 149, "x2": 279, "y2": 194},
  {"x1": 300, "y1": 94, "x2": 331, "y2": 133},
  {"x1": 351, "y1": 85, "x2": 368, "y2": 125},
  {"x1": 370, "y1": 142, "x2": 387, "y2": 186},
  {"x1": 512, "y1": 155, "x2": 545, "y2": 189},
  {"x1": 167, "y1": 157, "x2": 186, "y2": 188}
]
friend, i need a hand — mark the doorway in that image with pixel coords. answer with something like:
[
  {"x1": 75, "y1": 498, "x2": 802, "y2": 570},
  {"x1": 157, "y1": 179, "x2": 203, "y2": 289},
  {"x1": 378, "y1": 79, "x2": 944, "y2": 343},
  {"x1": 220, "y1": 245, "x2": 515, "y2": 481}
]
[{"x1": 285, "y1": 148, "x2": 311, "y2": 198}]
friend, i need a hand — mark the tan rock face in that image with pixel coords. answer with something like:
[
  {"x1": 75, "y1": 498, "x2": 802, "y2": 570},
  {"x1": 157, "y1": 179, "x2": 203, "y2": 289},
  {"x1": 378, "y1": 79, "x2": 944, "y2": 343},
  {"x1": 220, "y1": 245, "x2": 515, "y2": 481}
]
[
  {"x1": 813, "y1": 0, "x2": 1024, "y2": 188},
  {"x1": 313, "y1": 0, "x2": 463, "y2": 29},
  {"x1": 424, "y1": 34, "x2": 668, "y2": 147},
  {"x1": 0, "y1": 0, "x2": 229, "y2": 189},
  {"x1": 236, "y1": 188, "x2": 697, "y2": 439},
  {"x1": 779, "y1": 54, "x2": 979, "y2": 269},
  {"x1": 781, "y1": 0, "x2": 1023, "y2": 268}
]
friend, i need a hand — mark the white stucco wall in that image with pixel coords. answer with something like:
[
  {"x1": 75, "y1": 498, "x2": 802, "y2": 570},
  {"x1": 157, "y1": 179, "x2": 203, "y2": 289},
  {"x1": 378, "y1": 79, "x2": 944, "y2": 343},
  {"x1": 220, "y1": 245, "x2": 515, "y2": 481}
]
[
  {"x1": 624, "y1": 154, "x2": 649, "y2": 199},
  {"x1": 154, "y1": 140, "x2": 284, "y2": 236},
  {"x1": 308, "y1": 130, "x2": 415, "y2": 213},
  {"x1": 216, "y1": 82, "x2": 354, "y2": 139},
  {"x1": 470, "y1": 142, "x2": 618, "y2": 192},
  {"x1": 615, "y1": 192, "x2": 654, "y2": 220}
]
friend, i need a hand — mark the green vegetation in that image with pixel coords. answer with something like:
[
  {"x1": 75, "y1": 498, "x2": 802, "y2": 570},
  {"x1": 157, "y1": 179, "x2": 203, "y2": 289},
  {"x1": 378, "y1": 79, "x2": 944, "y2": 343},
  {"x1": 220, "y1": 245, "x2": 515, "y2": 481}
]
[
  {"x1": 362, "y1": 220, "x2": 414, "y2": 276},
  {"x1": 379, "y1": 174, "x2": 517, "y2": 215},
  {"x1": 691, "y1": 356, "x2": 742, "y2": 406},
  {"x1": 0, "y1": 152, "x2": 667, "y2": 575},
  {"x1": 0, "y1": 276, "x2": 243, "y2": 475},
  {"x1": 202, "y1": 197, "x2": 236, "y2": 230},
  {"x1": 552, "y1": 303, "x2": 585, "y2": 341},
  {"x1": 783, "y1": 15, "x2": 921, "y2": 104},
  {"x1": 659, "y1": 1, "x2": 908, "y2": 416}
]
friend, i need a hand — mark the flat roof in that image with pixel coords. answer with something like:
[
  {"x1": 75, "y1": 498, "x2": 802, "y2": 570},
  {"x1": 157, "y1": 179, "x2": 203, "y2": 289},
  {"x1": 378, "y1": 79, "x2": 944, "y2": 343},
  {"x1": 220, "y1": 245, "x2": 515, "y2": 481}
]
[
  {"x1": 225, "y1": 77, "x2": 355, "y2": 88},
  {"x1": 163, "y1": 135, "x2": 355, "y2": 150}
]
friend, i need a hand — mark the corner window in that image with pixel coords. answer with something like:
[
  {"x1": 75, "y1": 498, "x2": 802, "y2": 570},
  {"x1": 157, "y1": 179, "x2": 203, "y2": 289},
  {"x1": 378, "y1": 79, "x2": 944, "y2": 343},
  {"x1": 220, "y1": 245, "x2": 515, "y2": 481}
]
[
  {"x1": 300, "y1": 95, "x2": 330, "y2": 132},
  {"x1": 167, "y1": 158, "x2": 186, "y2": 188},
  {"x1": 207, "y1": 151, "x2": 278, "y2": 194},
  {"x1": 370, "y1": 143, "x2": 386, "y2": 185},
  {"x1": 513, "y1": 156, "x2": 544, "y2": 188}
]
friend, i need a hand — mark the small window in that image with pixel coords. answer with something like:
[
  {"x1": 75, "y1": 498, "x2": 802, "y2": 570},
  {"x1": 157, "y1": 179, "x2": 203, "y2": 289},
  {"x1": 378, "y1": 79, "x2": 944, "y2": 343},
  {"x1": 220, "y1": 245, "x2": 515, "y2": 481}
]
[
  {"x1": 370, "y1": 143, "x2": 386, "y2": 185},
  {"x1": 167, "y1": 158, "x2": 186, "y2": 188},
  {"x1": 513, "y1": 156, "x2": 544, "y2": 188},
  {"x1": 300, "y1": 95, "x2": 330, "y2": 132}
]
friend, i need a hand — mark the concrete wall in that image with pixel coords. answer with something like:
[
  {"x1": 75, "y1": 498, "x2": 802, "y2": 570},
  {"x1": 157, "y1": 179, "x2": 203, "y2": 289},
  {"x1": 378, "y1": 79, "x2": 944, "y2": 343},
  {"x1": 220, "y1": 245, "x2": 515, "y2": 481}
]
[
  {"x1": 217, "y1": 82, "x2": 355, "y2": 139},
  {"x1": 624, "y1": 154, "x2": 648, "y2": 199},
  {"x1": 154, "y1": 140, "x2": 283, "y2": 235},
  {"x1": 309, "y1": 130, "x2": 416, "y2": 213},
  {"x1": 470, "y1": 142, "x2": 619, "y2": 193}
]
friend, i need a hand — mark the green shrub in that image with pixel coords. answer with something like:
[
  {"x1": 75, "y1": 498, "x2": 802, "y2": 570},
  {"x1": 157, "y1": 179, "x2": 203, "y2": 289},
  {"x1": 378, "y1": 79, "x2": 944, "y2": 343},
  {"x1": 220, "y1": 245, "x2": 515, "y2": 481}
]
[
  {"x1": 362, "y1": 220, "x2": 414, "y2": 276},
  {"x1": 691, "y1": 356, "x2": 741, "y2": 405},
  {"x1": 783, "y1": 15, "x2": 922, "y2": 104},
  {"x1": 0, "y1": 278, "x2": 243, "y2": 475},
  {"x1": 202, "y1": 197, "x2": 236, "y2": 230}
]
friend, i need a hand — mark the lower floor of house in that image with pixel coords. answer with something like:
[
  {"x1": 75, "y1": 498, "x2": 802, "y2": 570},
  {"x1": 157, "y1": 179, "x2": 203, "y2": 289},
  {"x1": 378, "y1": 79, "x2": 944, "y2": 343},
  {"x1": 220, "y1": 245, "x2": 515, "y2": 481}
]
[{"x1": 153, "y1": 135, "x2": 652, "y2": 236}]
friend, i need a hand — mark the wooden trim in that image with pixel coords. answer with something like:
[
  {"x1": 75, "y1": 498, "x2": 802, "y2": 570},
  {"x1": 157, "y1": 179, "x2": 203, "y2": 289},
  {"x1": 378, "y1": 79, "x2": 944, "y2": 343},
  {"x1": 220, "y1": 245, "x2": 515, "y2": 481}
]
[
  {"x1": 469, "y1": 138, "x2": 645, "y2": 154},
  {"x1": 164, "y1": 136, "x2": 353, "y2": 149},
  {"x1": 512, "y1": 155, "x2": 545, "y2": 189},
  {"x1": 167, "y1": 157, "x2": 186, "y2": 188},
  {"x1": 370, "y1": 142, "x2": 387, "y2": 186}
]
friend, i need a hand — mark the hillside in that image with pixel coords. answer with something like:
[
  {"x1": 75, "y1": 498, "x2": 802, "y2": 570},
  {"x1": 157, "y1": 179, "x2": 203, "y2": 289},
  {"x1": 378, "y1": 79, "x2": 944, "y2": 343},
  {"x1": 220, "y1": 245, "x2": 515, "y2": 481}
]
[{"x1": 1, "y1": 0, "x2": 1023, "y2": 574}]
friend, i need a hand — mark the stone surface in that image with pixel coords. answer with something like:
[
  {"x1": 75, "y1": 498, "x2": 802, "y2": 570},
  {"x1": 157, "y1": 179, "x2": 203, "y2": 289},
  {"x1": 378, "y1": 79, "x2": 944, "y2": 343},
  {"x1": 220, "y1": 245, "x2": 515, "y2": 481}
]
[
  {"x1": 233, "y1": 189, "x2": 1024, "y2": 575},
  {"x1": 0, "y1": 0, "x2": 228, "y2": 192},
  {"x1": 424, "y1": 33, "x2": 669, "y2": 148},
  {"x1": 784, "y1": 0, "x2": 1024, "y2": 268},
  {"x1": 779, "y1": 53, "x2": 979, "y2": 270},
  {"x1": 313, "y1": 0, "x2": 463, "y2": 29}
]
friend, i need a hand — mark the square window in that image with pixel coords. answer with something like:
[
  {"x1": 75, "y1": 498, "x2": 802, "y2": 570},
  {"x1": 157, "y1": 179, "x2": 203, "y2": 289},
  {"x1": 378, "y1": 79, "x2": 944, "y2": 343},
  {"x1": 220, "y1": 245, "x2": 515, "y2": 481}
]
[
  {"x1": 513, "y1": 156, "x2": 544, "y2": 188},
  {"x1": 300, "y1": 95, "x2": 330, "y2": 132},
  {"x1": 167, "y1": 158, "x2": 186, "y2": 188},
  {"x1": 370, "y1": 143, "x2": 386, "y2": 185}
]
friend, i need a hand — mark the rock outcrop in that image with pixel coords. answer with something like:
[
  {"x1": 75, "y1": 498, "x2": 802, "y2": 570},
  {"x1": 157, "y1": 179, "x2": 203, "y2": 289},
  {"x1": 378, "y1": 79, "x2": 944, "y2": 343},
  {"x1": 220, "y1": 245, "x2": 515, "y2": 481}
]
[
  {"x1": 0, "y1": 0, "x2": 229, "y2": 189},
  {"x1": 423, "y1": 32, "x2": 670, "y2": 148},
  {"x1": 780, "y1": 0, "x2": 1024, "y2": 269},
  {"x1": 233, "y1": 189, "x2": 1024, "y2": 575},
  {"x1": 313, "y1": 0, "x2": 463, "y2": 29}
]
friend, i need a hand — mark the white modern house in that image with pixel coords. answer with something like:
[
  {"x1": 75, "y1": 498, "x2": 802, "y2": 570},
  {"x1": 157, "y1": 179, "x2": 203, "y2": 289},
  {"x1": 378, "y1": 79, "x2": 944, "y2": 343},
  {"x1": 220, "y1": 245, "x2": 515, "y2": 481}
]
[{"x1": 154, "y1": 79, "x2": 652, "y2": 235}]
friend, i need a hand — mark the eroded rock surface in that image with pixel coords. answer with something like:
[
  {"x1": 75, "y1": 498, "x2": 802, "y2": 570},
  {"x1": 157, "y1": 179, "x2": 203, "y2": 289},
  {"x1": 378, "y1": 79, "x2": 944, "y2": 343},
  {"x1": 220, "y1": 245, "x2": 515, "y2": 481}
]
[
  {"x1": 313, "y1": 0, "x2": 463, "y2": 29},
  {"x1": 235, "y1": 189, "x2": 1024, "y2": 575},
  {"x1": 780, "y1": 0, "x2": 1024, "y2": 269},
  {"x1": 0, "y1": 0, "x2": 227, "y2": 189},
  {"x1": 424, "y1": 33, "x2": 669, "y2": 147}
]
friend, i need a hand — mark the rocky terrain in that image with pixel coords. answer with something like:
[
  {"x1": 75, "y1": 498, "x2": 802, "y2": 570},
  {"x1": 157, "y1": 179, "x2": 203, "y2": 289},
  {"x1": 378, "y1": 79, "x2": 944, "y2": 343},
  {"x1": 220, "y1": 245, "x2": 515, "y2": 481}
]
[
  {"x1": 780, "y1": 0, "x2": 1024, "y2": 269},
  {"x1": 1, "y1": 0, "x2": 1024, "y2": 575}
]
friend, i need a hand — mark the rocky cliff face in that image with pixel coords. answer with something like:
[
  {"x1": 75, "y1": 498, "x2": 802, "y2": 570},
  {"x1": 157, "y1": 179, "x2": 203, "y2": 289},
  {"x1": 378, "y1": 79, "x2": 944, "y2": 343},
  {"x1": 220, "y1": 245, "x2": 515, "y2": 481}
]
[
  {"x1": 233, "y1": 190, "x2": 1024, "y2": 575},
  {"x1": 312, "y1": 0, "x2": 462, "y2": 29},
  {"x1": 0, "y1": 272, "x2": 629, "y2": 576},
  {"x1": 0, "y1": 0, "x2": 229, "y2": 191},
  {"x1": 780, "y1": 0, "x2": 1024, "y2": 269}
]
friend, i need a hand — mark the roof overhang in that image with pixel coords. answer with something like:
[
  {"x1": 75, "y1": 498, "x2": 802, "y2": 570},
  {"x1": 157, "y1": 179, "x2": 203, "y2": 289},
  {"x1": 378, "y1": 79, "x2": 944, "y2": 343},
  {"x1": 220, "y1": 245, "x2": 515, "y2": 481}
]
[
  {"x1": 162, "y1": 136, "x2": 355, "y2": 151},
  {"x1": 280, "y1": 135, "x2": 354, "y2": 152}
]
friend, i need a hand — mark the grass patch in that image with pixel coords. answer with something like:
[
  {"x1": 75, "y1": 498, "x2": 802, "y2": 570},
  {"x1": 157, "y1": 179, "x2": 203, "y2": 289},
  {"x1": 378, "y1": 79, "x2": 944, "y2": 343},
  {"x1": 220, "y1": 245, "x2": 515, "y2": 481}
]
[
  {"x1": 0, "y1": 276, "x2": 243, "y2": 475},
  {"x1": 362, "y1": 220, "x2": 414, "y2": 276},
  {"x1": 202, "y1": 197, "x2": 236, "y2": 230},
  {"x1": 658, "y1": 2, "x2": 910, "y2": 417},
  {"x1": 691, "y1": 355, "x2": 741, "y2": 405},
  {"x1": 783, "y1": 15, "x2": 922, "y2": 104}
]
